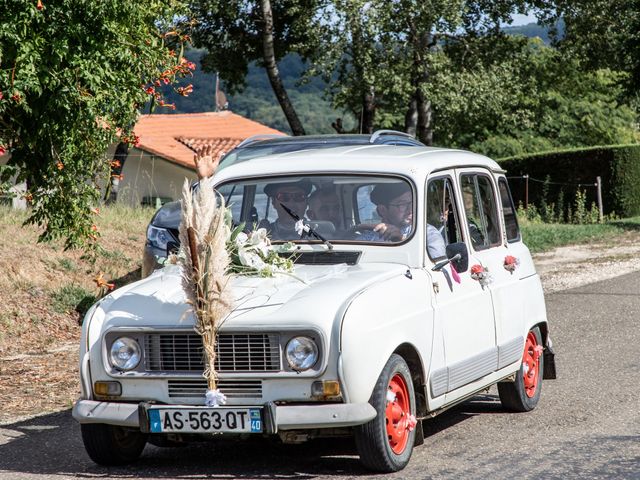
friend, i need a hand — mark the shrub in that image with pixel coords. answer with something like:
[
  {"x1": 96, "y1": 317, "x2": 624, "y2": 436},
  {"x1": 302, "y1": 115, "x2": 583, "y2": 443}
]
[
  {"x1": 51, "y1": 284, "x2": 96, "y2": 316},
  {"x1": 500, "y1": 144, "x2": 640, "y2": 217}
]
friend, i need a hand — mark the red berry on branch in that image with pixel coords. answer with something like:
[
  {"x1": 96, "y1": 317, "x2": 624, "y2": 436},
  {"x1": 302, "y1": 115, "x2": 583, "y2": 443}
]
[{"x1": 36, "y1": 0, "x2": 43, "y2": 10}]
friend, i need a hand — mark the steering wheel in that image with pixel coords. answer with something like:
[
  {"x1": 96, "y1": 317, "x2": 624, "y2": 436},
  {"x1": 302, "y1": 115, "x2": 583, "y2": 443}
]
[{"x1": 346, "y1": 223, "x2": 378, "y2": 239}]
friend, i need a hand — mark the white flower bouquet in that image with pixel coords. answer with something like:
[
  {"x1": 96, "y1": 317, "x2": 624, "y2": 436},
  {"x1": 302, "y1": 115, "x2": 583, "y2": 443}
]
[{"x1": 227, "y1": 223, "x2": 295, "y2": 277}]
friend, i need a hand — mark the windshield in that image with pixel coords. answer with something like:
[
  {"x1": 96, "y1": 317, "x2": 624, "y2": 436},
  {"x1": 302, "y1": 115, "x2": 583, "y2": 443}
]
[{"x1": 217, "y1": 175, "x2": 415, "y2": 245}]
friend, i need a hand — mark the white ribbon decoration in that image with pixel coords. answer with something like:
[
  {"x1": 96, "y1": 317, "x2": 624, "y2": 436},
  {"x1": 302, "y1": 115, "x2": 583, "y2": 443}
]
[
  {"x1": 294, "y1": 219, "x2": 308, "y2": 236},
  {"x1": 205, "y1": 388, "x2": 227, "y2": 407}
]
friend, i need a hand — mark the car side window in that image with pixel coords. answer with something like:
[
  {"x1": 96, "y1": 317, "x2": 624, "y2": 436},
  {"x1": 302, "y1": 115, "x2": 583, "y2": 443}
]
[
  {"x1": 460, "y1": 174, "x2": 501, "y2": 250},
  {"x1": 498, "y1": 178, "x2": 520, "y2": 242},
  {"x1": 426, "y1": 177, "x2": 462, "y2": 260}
]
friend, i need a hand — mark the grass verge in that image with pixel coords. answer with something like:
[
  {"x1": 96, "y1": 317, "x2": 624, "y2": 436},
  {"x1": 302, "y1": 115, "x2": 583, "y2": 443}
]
[
  {"x1": 0, "y1": 203, "x2": 153, "y2": 354},
  {"x1": 520, "y1": 216, "x2": 640, "y2": 253}
]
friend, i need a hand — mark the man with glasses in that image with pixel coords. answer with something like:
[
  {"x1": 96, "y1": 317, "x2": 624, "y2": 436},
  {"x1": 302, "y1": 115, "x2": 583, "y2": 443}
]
[
  {"x1": 357, "y1": 182, "x2": 413, "y2": 242},
  {"x1": 364, "y1": 180, "x2": 446, "y2": 255},
  {"x1": 192, "y1": 150, "x2": 314, "y2": 241},
  {"x1": 260, "y1": 180, "x2": 312, "y2": 240}
]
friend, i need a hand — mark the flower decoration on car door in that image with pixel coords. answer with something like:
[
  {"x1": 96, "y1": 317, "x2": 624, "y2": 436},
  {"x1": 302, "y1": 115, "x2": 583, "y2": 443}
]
[
  {"x1": 470, "y1": 264, "x2": 492, "y2": 287},
  {"x1": 503, "y1": 255, "x2": 519, "y2": 274}
]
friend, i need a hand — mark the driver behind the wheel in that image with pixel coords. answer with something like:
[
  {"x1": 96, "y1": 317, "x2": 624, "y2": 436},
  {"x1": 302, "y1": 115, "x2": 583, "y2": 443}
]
[
  {"x1": 357, "y1": 182, "x2": 413, "y2": 242},
  {"x1": 259, "y1": 180, "x2": 312, "y2": 240}
]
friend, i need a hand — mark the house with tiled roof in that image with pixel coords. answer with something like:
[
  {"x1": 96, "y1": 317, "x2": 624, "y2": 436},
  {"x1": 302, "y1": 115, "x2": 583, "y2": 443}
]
[{"x1": 116, "y1": 111, "x2": 285, "y2": 206}]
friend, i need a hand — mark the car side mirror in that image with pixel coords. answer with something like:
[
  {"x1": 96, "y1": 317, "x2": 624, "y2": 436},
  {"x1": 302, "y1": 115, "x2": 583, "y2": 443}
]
[
  {"x1": 431, "y1": 242, "x2": 469, "y2": 272},
  {"x1": 446, "y1": 242, "x2": 468, "y2": 272}
]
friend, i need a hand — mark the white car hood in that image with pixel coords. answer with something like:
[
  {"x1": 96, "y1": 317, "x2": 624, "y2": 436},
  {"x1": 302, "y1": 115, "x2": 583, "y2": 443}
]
[{"x1": 97, "y1": 262, "x2": 409, "y2": 332}]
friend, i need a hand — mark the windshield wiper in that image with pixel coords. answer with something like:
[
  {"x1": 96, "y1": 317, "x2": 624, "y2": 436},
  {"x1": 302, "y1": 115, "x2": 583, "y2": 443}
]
[{"x1": 280, "y1": 204, "x2": 334, "y2": 250}]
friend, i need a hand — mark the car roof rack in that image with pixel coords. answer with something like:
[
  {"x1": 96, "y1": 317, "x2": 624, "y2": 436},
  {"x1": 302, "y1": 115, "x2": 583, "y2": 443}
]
[
  {"x1": 236, "y1": 133, "x2": 288, "y2": 149},
  {"x1": 369, "y1": 130, "x2": 417, "y2": 144}
]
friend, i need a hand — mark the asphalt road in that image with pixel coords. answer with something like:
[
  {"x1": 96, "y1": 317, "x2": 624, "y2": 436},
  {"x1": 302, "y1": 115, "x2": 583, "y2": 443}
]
[{"x1": 1, "y1": 271, "x2": 639, "y2": 479}]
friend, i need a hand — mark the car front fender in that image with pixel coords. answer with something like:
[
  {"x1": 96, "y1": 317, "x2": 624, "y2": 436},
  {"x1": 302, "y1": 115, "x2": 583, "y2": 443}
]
[{"x1": 339, "y1": 269, "x2": 433, "y2": 404}]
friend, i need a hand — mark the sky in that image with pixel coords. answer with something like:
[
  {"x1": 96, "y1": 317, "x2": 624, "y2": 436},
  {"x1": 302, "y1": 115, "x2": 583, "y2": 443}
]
[{"x1": 510, "y1": 13, "x2": 539, "y2": 26}]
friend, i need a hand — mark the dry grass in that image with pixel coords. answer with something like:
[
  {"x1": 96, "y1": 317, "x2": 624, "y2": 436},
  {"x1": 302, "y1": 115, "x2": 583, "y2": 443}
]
[{"x1": 0, "y1": 204, "x2": 154, "y2": 424}]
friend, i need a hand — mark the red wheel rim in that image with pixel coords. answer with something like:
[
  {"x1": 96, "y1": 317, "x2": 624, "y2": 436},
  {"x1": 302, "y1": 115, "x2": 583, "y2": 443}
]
[
  {"x1": 385, "y1": 373, "x2": 412, "y2": 454},
  {"x1": 522, "y1": 331, "x2": 541, "y2": 398}
]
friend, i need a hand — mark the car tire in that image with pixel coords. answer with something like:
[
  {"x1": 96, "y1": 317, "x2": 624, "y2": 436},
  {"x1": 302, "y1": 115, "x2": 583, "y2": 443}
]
[
  {"x1": 498, "y1": 326, "x2": 544, "y2": 412},
  {"x1": 355, "y1": 353, "x2": 417, "y2": 472},
  {"x1": 81, "y1": 423, "x2": 147, "y2": 466}
]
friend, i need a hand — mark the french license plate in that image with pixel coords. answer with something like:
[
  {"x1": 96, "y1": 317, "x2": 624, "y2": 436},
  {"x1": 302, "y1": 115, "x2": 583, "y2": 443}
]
[{"x1": 148, "y1": 407, "x2": 263, "y2": 434}]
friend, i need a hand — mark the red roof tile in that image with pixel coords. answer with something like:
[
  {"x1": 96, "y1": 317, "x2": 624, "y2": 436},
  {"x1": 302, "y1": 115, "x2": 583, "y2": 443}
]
[{"x1": 133, "y1": 111, "x2": 285, "y2": 170}]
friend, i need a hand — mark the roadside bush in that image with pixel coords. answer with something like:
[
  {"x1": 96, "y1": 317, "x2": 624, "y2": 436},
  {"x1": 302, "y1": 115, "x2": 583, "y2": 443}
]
[{"x1": 500, "y1": 144, "x2": 640, "y2": 217}]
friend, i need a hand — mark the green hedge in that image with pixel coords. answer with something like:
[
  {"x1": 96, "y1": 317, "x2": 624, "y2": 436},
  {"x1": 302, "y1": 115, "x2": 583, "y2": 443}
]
[{"x1": 499, "y1": 144, "x2": 640, "y2": 217}]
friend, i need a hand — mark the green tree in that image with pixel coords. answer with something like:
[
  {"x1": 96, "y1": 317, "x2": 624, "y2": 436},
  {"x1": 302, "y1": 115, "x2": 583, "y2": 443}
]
[
  {"x1": 0, "y1": 0, "x2": 190, "y2": 249},
  {"x1": 430, "y1": 36, "x2": 638, "y2": 157},
  {"x1": 307, "y1": 0, "x2": 411, "y2": 134},
  {"x1": 310, "y1": 0, "x2": 533, "y2": 143},
  {"x1": 539, "y1": 0, "x2": 640, "y2": 94},
  {"x1": 190, "y1": 0, "x2": 323, "y2": 135}
]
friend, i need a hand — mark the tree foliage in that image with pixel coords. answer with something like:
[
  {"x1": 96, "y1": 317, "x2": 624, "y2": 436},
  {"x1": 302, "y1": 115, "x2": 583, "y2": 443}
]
[
  {"x1": 307, "y1": 0, "x2": 532, "y2": 140},
  {"x1": 190, "y1": 0, "x2": 324, "y2": 134},
  {"x1": 430, "y1": 36, "x2": 639, "y2": 157},
  {"x1": 538, "y1": 0, "x2": 640, "y2": 94},
  {"x1": 0, "y1": 0, "x2": 190, "y2": 249}
]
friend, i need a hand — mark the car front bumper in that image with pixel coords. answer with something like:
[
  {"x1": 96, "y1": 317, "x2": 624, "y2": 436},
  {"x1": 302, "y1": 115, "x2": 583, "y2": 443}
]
[{"x1": 72, "y1": 400, "x2": 376, "y2": 433}]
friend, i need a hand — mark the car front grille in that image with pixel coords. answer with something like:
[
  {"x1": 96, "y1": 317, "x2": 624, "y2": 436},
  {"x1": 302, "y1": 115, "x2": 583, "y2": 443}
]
[
  {"x1": 168, "y1": 379, "x2": 262, "y2": 398},
  {"x1": 144, "y1": 333, "x2": 281, "y2": 373}
]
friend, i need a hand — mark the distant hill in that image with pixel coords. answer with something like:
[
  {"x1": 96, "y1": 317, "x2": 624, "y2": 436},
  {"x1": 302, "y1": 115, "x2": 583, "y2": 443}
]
[
  {"x1": 152, "y1": 22, "x2": 559, "y2": 134},
  {"x1": 156, "y1": 50, "x2": 353, "y2": 135},
  {"x1": 502, "y1": 20, "x2": 564, "y2": 44}
]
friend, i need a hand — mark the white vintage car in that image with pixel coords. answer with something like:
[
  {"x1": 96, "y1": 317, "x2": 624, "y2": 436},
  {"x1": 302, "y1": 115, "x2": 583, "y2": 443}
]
[{"x1": 73, "y1": 145, "x2": 555, "y2": 472}]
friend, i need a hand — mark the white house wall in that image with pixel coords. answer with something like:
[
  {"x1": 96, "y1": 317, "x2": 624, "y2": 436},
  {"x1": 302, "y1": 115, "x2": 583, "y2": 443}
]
[
  {"x1": 118, "y1": 148, "x2": 196, "y2": 207},
  {"x1": 0, "y1": 154, "x2": 27, "y2": 209}
]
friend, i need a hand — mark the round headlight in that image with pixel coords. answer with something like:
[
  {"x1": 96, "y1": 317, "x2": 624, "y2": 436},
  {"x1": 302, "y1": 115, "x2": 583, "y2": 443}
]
[
  {"x1": 147, "y1": 225, "x2": 170, "y2": 251},
  {"x1": 285, "y1": 336, "x2": 319, "y2": 371},
  {"x1": 109, "y1": 337, "x2": 141, "y2": 371}
]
